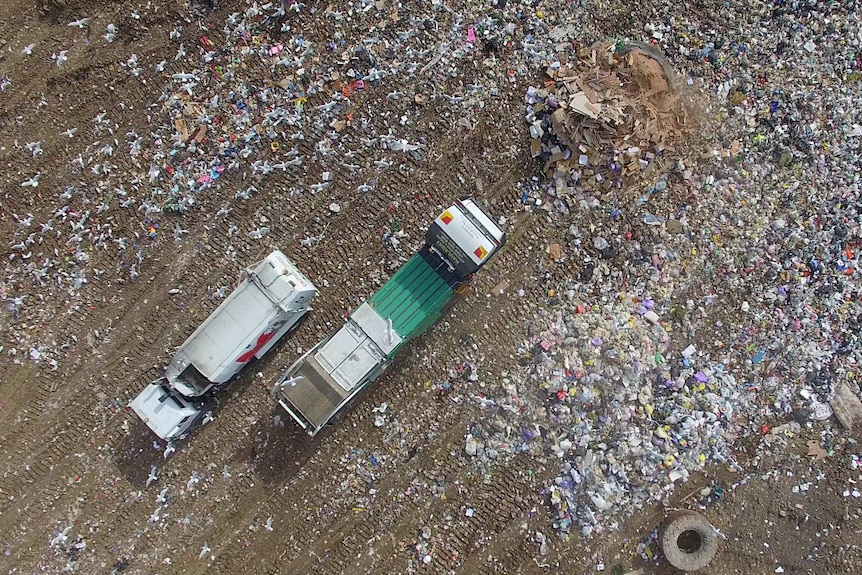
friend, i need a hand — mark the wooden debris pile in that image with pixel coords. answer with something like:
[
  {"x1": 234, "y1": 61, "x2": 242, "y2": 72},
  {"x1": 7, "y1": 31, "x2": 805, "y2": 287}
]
[{"x1": 525, "y1": 42, "x2": 688, "y2": 193}]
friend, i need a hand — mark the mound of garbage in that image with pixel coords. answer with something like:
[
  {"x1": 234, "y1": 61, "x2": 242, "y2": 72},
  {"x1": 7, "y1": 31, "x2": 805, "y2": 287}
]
[{"x1": 525, "y1": 41, "x2": 689, "y2": 202}]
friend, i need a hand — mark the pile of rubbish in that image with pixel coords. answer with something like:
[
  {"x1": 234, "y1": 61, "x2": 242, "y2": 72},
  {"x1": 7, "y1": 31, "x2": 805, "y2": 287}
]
[
  {"x1": 468, "y1": 295, "x2": 748, "y2": 538},
  {"x1": 465, "y1": 17, "x2": 862, "y2": 538},
  {"x1": 525, "y1": 42, "x2": 688, "y2": 201},
  {"x1": 469, "y1": 282, "x2": 862, "y2": 539}
]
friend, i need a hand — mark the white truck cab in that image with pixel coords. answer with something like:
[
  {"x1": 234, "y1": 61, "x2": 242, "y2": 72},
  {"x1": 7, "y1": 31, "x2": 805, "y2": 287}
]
[
  {"x1": 130, "y1": 382, "x2": 205, "y2": 441},
  {"x1": 131, "y1": 250, "x2": 316, "y2": 441}
]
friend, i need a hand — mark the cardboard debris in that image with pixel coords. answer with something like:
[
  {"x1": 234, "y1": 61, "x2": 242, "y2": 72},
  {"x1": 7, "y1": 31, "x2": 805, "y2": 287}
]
[
  {"x1": 806, "y1": 440, "x2": 828, "y2": 462},
  {"x1": 530, "y1": 138, "x2": 542, "y2": 158},
  {"x1": 526, "y1": 42, "x2": 687, "y2": 184},
  {"x1": 830, "y1": 382, "x2": 862, "y2": 430},
  {"x1": 188, "y1": 124, "x2": 207, "y2": 144},
  {"x1": 569, "y1": 91, "x2": 602, "y2": 119},
  {"x1": 550, "y1": 108, "x2": 570, "y2": 144},
  {"x1": 331, "y1": 119, "x2": 347, "y2": 132},
  {"x1": 174, "y1": 118, "x2": 190, "y2": 141}
]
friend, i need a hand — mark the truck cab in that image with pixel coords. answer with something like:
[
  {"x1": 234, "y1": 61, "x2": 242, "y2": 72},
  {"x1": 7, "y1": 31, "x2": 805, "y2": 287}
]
[
  {"x1": 425, "y1": 197, "x2": 508, "y2": 278},
  {"x1": 131, "y1": 250, "x2": 317, "y2": 441},
  {"x1": 272, "y1": 199, "x2": 505, "y2": 436},
  {"x1": 130, "y1": 382, "x2": 212, "y2": 441}
]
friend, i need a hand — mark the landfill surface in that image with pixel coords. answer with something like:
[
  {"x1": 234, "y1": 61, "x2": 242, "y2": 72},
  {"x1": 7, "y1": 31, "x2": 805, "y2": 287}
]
[{"x1": 1, "y1": 0, "x2": 862, "y2": 574}]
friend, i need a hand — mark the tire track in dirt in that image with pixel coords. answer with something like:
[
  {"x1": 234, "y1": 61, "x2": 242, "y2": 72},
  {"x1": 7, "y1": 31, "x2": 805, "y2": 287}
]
[
  {"x1": 0, "y1": 23, "x2": 222, "y2": 445},
  {"x1": 0, "y1": 8, "x2": 279, "y2": 487},
  {"x1": 366, "y1": 464, "x2": 535, "y2": 575},
  {"x1": 0, "y1": 230, "x2": 259, "y2": 546}
]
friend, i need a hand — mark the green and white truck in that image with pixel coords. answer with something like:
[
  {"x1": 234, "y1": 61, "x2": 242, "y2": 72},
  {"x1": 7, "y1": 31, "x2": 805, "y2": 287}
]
[{"x1": 271, "y1": 198, "x2": 506, "y2": 435}]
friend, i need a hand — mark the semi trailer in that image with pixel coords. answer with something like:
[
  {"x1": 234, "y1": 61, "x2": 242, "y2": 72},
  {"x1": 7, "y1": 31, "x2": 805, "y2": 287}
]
[
  {"x1": 271, "y1": 198, "x2": 506, "y2": 436},
  {"x1": 131, "y1": 250, "x2": 317, "y2": 441}
]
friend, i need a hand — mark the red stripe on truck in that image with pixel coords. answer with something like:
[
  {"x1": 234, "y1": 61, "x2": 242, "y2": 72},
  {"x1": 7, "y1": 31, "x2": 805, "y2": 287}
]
[{"x1": 236, "y1": 331, "x2": 276, "y2": 363}]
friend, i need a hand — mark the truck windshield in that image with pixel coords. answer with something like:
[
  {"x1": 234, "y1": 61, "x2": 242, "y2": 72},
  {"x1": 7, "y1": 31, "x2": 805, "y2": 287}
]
[{"x1": 456, "y1": 200, "x2": 500, "y2": 246}]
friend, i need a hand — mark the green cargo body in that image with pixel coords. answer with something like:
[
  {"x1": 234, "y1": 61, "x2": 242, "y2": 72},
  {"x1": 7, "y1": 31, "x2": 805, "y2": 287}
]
[{"x1": 368, "y1": 253, "x2": 454, "y2": 357}]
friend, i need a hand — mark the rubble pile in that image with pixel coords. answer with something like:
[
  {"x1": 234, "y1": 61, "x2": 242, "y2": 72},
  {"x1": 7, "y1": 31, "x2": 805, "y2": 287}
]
[
  {"x1": 526, "y1": 42, "x2": 688, "y2": 201},
  {"x1": 469, "y1": 295, "x2": 747, "y2": 538}
]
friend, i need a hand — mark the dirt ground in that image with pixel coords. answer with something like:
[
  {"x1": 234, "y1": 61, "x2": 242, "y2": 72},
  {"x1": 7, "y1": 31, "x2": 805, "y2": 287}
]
[{"x1": 1, "y1": 1, "x2": 861, "y2": 574}]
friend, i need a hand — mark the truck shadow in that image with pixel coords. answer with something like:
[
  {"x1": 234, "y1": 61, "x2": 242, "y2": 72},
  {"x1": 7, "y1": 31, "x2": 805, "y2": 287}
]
[
  {"x1": 239, "y1": 410, "x2": 324, "y2": 485},
  {"x1": 112, "y1": 414, "x2": 180, "y2": 487},
  {"x1": 111, "y1": 389, "x2": 319, "y2": 488}
]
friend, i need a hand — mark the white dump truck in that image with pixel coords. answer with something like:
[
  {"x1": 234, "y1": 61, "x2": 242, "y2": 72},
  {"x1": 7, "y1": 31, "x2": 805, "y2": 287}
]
[
  {"x1": 272, "y1": 198, "x2": 506, "y2": 436},
  {"x1": 131, "y1": 250, "x2": 317, "y2": 441}
]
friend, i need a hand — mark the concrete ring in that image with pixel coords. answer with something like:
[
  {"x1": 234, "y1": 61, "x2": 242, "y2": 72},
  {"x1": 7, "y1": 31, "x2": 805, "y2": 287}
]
[{"x1": 659, "y1": 510, "x2": 719, "y2": 571}]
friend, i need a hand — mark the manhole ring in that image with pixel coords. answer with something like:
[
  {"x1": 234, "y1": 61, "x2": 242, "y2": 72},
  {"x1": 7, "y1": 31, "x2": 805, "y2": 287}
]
[{"x1": 659, "y1": 510, "x2": 719, "y2": 571}]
